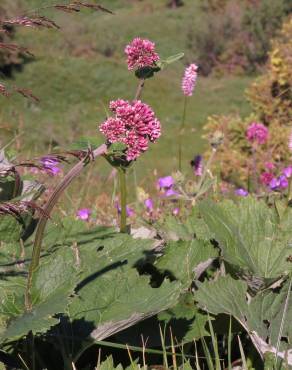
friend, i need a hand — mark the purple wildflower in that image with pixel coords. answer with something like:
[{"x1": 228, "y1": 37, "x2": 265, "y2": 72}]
[
  {"x1": 283, "y1": 166, "x2": 292, "y2": 178},
  {"x1": 144, "y1": 198, "x2": 154, "y2": 212},
  {"x1": 115, "y1": 202, "x2": 135, "y2": 217},
  {"x1": 77, "y1": 208, "x2": 91, "y2": 221},
  {"x1": 182, "y1": 63, "x2": 198, "y2": 96},
  {"x1": 235, "y1": 188, "x2": 248, "y2": 197},
  {"x1": 269, "y1": 176, "x2": 288, "y2": 190},
  {"x1": 164, "y1": 188, "x2": 179, "y2": 197},
  {"x1": 172, "y1": 207, "x2": 180, "y2": 216},
  {"x1": 40, "y1": 156, "x2": 61, "y2": 176},
  {"x1": 158, "y1": 176, "x2": 174, "y2": 189},
  {"x1": 246, "y1": 122, "x2": 268, "y2": 145}
]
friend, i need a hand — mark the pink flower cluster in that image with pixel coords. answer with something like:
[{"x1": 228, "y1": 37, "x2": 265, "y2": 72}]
[
  {"x1": 100, "y1": 99, "x2": 161, "y2": 161},
  {"x1": 246, "y1": 122, "x2": 268, "y2": 145},
  {"x1": 182, "y1": 63, "x2": 198, "y2": 96},
  {"x1": 124, "y1": 38, "x2": 160, "y2": 71}
]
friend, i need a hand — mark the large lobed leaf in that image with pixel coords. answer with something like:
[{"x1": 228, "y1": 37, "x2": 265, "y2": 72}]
[{"x1": 199, "y1": 197, "x2": 292, "y2": 282}]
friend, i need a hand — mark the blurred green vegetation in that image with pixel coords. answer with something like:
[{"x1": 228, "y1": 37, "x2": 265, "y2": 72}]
[{"x1": 0, "y1": 0, "x2": 253, "y2": 179}]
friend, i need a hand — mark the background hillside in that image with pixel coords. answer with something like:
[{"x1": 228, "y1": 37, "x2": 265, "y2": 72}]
[{"x1": 0, "y1": 0, "x2": 252, "y2": 179}]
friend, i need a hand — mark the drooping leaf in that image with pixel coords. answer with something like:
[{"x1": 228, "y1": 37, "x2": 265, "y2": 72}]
[{"x1": 157, "y1": 52, "x2": 184, "y2": 69}]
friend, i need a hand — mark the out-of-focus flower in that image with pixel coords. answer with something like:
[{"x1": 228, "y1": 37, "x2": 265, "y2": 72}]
[
  {"x1": 164, "y1": 188, "x2": 179, "y2": 197},
  {"x1": 77, "y1": 208, "x2": 91, "y2": 221},
  {"x1": 260, "y1": 172, "x2": 274, "y2": 185},
  {"x1": 289, "y1": 129, "x2": 292, "y2": 152},
  {"x1": 144, "y1": 198, "x2": 154, "y2": 211},
  {"x1": 235, "y1": 188, "x2": 248, "y2": 197},
  {"x1": 100, "y1": 99, "x2": 161, "y2": 161},
  {"x1": 265, "y1": 162, "x2": 275, "y2": 170},
  {"x1": 283, "y1": 166, "x2": 292, "y2": 178},
  {"x1": 269, "y1": 176, "x2": 288, "y2": 190},
  {"x1": 125, "y1": 38, "x2": 160, "y2": 71},
  {"x1": 182, "y1": 63, "x2": 198, "y2": 96},
  {"x1": 246, "y1": 122, "x2": 268, "y2": 145},
  {"x1": 172, "y1": 207, "x2": 180, "y2": 216},
  {"x1": 158, "y1": 176, "x2": 174, "y2": 189},
  {"x1": 190, "y1": 155, "x2": 203, "y2": 176},
  {"x1": 40, "y1": 156, "x2": 61, "y2": 176},
  {"x1": 115, "y1": 202, "x2": 135, "y2": 217}
]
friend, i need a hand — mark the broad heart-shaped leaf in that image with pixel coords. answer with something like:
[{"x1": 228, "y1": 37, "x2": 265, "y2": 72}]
[
  {"x1": 0, "y1": 215, "x2": 22, "y2": 243},
  {"x1": 0, "y1": 247, "x2": 79, "y2": 342},
  {"x1": 155, "y1": 239, "x2": 218, "y2": 286},
  {"x1": 194, "y1": 275, "x2": 292, "y2": 361},
  {"x1": 199, "y1": 197, "x2": 292, "y2": 282}
]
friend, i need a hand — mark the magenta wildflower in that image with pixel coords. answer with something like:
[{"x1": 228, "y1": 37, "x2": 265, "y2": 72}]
[
  {"x1": 77, "y1": 208, "x2": 91, "y2": 221},
  {"x1": 182, "y1": 63, "x2": 198, "y2": 96},
  {"x1": 246, "y1": 122, "x2": 268, "y2": 145},
  {"x1": 158, "y1": 176, "x2": 174, "y2": 189},
  {"x1": 124, "y1": 38, "x2": 160, "y2": 71},
  {"x1": 144, "y1": 198, "x2": 154, "y2": 211},
  {"x1": 260, "y1": 172, "x2": 274, "y2": 185},
  {"x1": 235, "y1": 188, "x2": 248, "y2": 197},
  {"x1": 283, "y1": 166, "x2": 292, "y2": 178},
  {"x1": 191, "y1": 155, "x2": 203, "y2": 176},
  {"x1": 100, "y1": 99, "x2": 161, "y2": 161}
]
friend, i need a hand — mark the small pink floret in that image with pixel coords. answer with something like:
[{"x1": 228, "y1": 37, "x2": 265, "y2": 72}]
[
  {"x1": 125, "y1": 38, "x2": 160, "y2": 71},
  {"x1": 182, "y1": 63, "x2": 198, "y2": 96},
  {"x1": 100, "y1": 99, "x2": 161, "y2": 161},
  {"x1": 246, "y1": 122, "x2": 268, "y2": 145}
]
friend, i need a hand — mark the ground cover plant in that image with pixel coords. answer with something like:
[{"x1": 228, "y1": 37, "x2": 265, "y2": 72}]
[{"x1": 0, "y1": 1, "x2": 292, "y2": 369}]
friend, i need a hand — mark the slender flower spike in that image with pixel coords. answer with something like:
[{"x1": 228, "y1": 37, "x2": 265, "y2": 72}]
[
  {"x1": 100, "y1": 99, "x2": 161, "y2": 161},
  {"x1": 125, "y1": 38, "x2": 160, "y2": 71},
  {"x1": 235, "y1": 188, "x2": 248, "y2": 197},
  {"x1": 182, "y1": 63, "x2": 198, "y2": 96},
  {"x1": 77, "y1": 208, "x2": 91, "y2": 221},
  {"x1": 246, "y1": 122, "x2": 268, "y2": 145}
]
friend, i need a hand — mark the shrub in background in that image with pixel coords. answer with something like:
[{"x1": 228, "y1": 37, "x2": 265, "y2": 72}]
[
  {"x1": 203, "y1": 16, "x2": 292, "y2": 187},
  {"x1": 188, "y1": 0, "x2": 292, "y2": 75}
]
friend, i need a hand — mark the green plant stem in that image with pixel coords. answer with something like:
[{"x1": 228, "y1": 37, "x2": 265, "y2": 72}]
[
  {"x1": 178, "y1": 96, "x2": 187, "y2": 172},
  {"x1": 118, "y1": 168, "x2": 127, "y2": 233},
  {"x1": 24, "y1": 144, "x2": 107, "y2": 311},
  {"x1": 134, "y1": 78, "x2": 145, "y2": 100}
]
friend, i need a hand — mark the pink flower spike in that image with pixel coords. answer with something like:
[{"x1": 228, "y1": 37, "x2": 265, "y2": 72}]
[
  {"x1": 125, "y1": 38, "x2": 160, "y2": 71},
  {"x1": 182, "y1": 63, "x2": 198, "y2": 96},
  {"x1": 246, "y1": 122, "x2": 268, "y2": 145},
  {"x1": 77, "y1": 208, "x2": 91, "y2": 221}
]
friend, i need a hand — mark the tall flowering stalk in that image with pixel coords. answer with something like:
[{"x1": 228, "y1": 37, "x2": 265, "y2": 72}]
[
  {"x1": 99, "y1": 99, "x2": 161, "y2": 232},
  {"x1": 179, "y1": 63, "x2": 198, "y2": 171}
]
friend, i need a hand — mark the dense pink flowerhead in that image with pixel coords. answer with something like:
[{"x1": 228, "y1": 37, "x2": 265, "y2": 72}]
[
  {"x1": 99, "y1": 99, "x2": 161, "y2": 161},
  {"x1": 182, "y1": 63, "x2": 198, "y2": 96},
  {"x1": 125, "y1": 38, "x2": 160, "y2": 71},
  {"x1": 246, "y1": 122, "x2": 268, "y2": 145}
]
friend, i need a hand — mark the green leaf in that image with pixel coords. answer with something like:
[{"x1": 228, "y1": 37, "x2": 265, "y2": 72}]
[
  {"x1": 157, "y1": 52, "x2": 185, "y2": 69},
  {"x1": 0, "y1": 248, "x2": 79, "y2": 342},
  {"x1": 71, "y1": 136, "x2": 103, "y2": 151},
  {"x1": 156, "y1": 239, "x2": 217, "y2": 286},
  {"x1": 199, "y1": 197, "x2": 292, "y2": 283},
  {"x1": 0, "y1": 215, "x2": 22, "y2": 243},
  {"x1": 194, "y1": 275, "x2": 248, "y2": 321}
]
